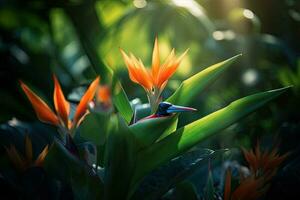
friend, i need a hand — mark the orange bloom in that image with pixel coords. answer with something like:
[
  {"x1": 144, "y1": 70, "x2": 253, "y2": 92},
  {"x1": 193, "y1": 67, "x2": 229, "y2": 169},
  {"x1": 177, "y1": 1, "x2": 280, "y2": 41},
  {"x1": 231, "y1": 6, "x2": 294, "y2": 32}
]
[
  {"x1": 121, "y1": 38, "x2": 188, "y2": 91},
  {"x1": 5, "y1": 135, "x2": 49, "y2": 171},
  {"x1": 224, "y1": 169, "x2": 265, "y2": 200},
  {"x1": 224, "y1": 142, "x2": 289, "y2": 200},
  {"x1": 20, "y1": 75, "x2": 99, "y2": 132},
  {"x1": 120, "y1": 37, "x2": 188, "y2": 111},
  {"x1": 242, "y1": 142, "x2": 289, "y2": 181},
  {"x1": 96, "y1": 85, "x2": 111, "y2": 107}
]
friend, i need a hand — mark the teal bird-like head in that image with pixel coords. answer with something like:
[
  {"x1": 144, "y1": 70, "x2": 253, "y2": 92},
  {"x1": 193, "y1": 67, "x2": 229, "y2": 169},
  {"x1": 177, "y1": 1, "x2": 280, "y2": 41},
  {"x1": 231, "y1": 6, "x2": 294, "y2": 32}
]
[{"x1": 156, "y1": 102, "x2": 197, "y2": 117}]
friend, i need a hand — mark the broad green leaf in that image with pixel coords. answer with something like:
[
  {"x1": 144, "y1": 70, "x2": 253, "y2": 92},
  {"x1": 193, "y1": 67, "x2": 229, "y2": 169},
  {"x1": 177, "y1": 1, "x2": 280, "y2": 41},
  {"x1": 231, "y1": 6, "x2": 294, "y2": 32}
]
[
  {"x1": 104, "y1": 116, "x2": 138, "y2": 200},
  {"x1": 133, "y1": 103, "x2": 151, "y2": 121},
  {"x1": 76, "y1": 142, "x2": 97, "y2": 166},
  {"x1": 111, "y1": 76, "x2": 133, "y2": 124},
  {"x1": 44, "y1": 141, "x2": 103, "y2": 200},
  {"x1": 80, "y1": 112, "x2": 110, "y2": 145},
  {"x1": 129, "y1": 115, "x2": 178, "y2": 148},
  {"x1": 132, "y1": 148, "x2": 227, "y2": 200},
  {"x1": 133, "y1": 87, "x2": 290, "y2": 182},
  {"x1": 167, "y1": 54, "x2": 242, "y2": 105}
]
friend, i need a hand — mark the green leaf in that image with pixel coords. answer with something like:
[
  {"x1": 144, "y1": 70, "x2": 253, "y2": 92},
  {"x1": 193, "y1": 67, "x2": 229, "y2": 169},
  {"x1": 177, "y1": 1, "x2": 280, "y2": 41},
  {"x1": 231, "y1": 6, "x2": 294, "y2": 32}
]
[
  {"x1": 129, "y1": 115, "x2": 178, "y2": 148},
  {"x1": 44, "y1": 141, "x2": 103, "y2": 200},
  {"x1": 104, "y1": 116, "x2": 138, "y2": 199},
  {"x1": 79, "y1": 112, "x2": 110, "y2": 145},
  {"x1": 132, "y1": 148, "x2": 227, "y2": 200},
  {"x1": 111, "y1": 76, "x2": 133, "y2": 124},
  {"x1": 171, "y1": 181, "x2": 198, "y2": 200},
  {"x1": 133, "y1": 87, "x2": 290, "y2": 182},
  {"x1": 167, "y1": 54, "x2": 242, "y2": 105},
  {"x1": 133, "y1": 103, "x2": 151, "y2": 121}
]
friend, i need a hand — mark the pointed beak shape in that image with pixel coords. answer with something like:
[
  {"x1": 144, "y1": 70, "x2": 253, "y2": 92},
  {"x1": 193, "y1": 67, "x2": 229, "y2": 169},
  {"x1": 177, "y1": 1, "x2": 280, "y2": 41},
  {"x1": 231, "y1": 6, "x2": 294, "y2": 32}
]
[{"x1": 166, "y1": 105, "x2": 197, "y2": 114}]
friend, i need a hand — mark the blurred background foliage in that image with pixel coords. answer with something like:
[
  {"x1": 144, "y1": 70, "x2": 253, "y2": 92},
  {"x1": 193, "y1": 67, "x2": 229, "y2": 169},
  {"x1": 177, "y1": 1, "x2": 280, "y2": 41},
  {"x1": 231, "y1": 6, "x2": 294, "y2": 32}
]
[{"x1": 0, "y1": 0, "x2": 299, "y2": 199}]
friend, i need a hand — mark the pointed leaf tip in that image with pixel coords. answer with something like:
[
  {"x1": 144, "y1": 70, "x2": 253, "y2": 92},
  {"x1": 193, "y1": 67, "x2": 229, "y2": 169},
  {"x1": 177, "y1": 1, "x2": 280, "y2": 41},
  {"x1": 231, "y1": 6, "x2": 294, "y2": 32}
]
[{"x1": 167, "y1": 55, "x2": 242, "y2": 105}]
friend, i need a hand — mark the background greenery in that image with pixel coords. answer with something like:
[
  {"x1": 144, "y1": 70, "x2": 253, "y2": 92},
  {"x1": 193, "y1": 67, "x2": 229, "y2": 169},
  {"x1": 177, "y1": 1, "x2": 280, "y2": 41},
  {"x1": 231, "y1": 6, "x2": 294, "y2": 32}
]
[{"x1": 0, "y1": 0, "x2": 299, "y2": 199}]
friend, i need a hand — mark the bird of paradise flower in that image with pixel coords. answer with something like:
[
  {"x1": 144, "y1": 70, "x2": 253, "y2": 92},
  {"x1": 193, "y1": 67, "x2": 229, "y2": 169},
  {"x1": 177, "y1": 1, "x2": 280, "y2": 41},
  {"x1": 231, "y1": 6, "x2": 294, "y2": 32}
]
[
  {"x1": 20, "y1": 75, "x2": 99, "y2": 136},
  {"x1": 223, "y1": 142, "x2": 289, "y2": 200},
  {"x1": 5, "y1": 135, "x2": 48, "y2": 171},
  {"x1": 120, "y1": 37, "x2": 188, "y2": 112}
]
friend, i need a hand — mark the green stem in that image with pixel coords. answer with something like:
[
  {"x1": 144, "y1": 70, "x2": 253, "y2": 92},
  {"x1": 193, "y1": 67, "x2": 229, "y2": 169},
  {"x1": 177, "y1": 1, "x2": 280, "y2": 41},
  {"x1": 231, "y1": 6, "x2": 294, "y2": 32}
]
[{"x1": 148, "y1": 87, "x2": 161, "y2": 113}]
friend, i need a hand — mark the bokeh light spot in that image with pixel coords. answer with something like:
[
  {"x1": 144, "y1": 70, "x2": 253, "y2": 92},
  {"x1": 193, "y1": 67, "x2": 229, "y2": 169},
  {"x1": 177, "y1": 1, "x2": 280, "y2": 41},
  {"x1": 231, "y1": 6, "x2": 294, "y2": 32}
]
[
  {"x1": 133, "y1": 0, "x2": 147, "y2": 8},
  {"x1": 213, "y1": 31, "x2": 224, "y2": 40},
  {"x1": 243, "y1": 9, "x2": 254, "y2": 19},
  {"x1": 242, "y1": 68, "x2": 258, "y2": 86}
]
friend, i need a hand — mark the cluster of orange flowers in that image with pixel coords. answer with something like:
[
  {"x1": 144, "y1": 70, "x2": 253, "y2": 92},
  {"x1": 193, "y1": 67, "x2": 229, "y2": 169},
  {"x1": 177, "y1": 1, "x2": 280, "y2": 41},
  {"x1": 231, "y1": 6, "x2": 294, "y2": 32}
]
[
  {"x1": 6, "y1": 76, "x2": 112, "y2": 170},
  {"x1": 6, "y1": 38, "x2": 185, "y2": 171},
  {"x1": 224, "y1": 143, "x2": 289, "y2": 200},
  {"x1": 20, "y1": 38, "x2": 186, "y2": 132}
]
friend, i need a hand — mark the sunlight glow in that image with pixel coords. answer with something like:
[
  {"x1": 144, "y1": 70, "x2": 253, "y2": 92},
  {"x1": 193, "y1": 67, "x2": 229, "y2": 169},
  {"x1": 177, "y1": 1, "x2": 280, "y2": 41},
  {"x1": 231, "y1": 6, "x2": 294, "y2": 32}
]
[
  {"x1": 213, "y1": 30, "x2": 236, "y2": 40},
  {"x1": 213, "y1": 31, "x2": 224, "y2": 40},
  {"x1": 133, "y1": 0, "x2": 147, "y2": 8},
  {"x1": 172, "y1": 0, "x2": 205, "y2": 17}
]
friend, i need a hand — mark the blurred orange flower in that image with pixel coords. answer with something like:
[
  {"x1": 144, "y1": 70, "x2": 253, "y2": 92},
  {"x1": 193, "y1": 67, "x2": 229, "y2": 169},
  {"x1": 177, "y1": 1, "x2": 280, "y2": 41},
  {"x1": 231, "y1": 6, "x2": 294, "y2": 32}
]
[
  {"x1": 224, "y1": 169, "x2": 265, "y2": 200},
  {"x1": 20, "y1": 75, "x2": 99, "y2": 133},
  {"x1": 5, "y1": 135, "x2": 48, "y2": 172},
  {"x1": 242, "y1": 142, "x2": 289, "y2": 181},
  {"x1": 224, "y1": 142, "x2": 289, "y2": 200},
  {"x1": 96, "y1": 85, "x2": 111, "y2": 107}
]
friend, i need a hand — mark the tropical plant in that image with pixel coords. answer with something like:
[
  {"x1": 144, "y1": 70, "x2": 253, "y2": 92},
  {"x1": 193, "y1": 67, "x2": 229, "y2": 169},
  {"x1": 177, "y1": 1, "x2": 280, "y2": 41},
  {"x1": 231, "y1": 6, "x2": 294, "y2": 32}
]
[{"x1": 1, "y1": 38, "x2": 288, "y2": 200}]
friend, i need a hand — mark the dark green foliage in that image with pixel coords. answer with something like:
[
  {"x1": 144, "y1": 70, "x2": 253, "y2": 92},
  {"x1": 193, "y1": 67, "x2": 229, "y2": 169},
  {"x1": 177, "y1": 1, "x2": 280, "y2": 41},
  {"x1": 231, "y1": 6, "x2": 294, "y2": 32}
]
[{"x1": 0, "y1": 0, "x2": 299, "y2": 199}]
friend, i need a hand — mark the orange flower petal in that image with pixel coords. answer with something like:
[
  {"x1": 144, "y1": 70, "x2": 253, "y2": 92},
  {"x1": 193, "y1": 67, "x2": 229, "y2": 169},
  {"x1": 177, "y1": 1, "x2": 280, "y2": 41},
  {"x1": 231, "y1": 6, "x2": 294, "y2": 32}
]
[
  {"x1": 255, "y1": 142, "x2": 262, "y2": 163},
  {"x1": 20, "y1": 81, "x2": 59, "y2": 126},
  {"x1": 25, "y1": 135, "x2": 33, "y2": 162},
  {"x1": 131, "y1": 55, "x2": 152, "y2": 90},
  {"x1": 97, "y1": 85, "x2": 111, "y2": 105},
  {"x1": 157, "y1": 64, "x2": 178, "y2": 88},
  {"x1": 35, "y1": 145, "x2": 49, "y2": 167},
  {"x1": 151, "y1": 37, "x2": 160, "y2": 82},
  {"x1": 157, "y1": 49, "x2": 188, "y2": 88},
  {"x1": 242, "y1": 148, "x2": 258, "y2": 173},
  {"x1": 5, "y1": 145, "x2": 26, "y2": 171},
  {"x1": 120, "y1": 49, "x2": 139, "y2": 83},
  {"x1": 175, "y1": 48, "x2": 189, "y2": 64},
  {"x1": 121, "y1": 48, "x2": 153, "y2": 90},
  {"x1": 224, "y1": 169, "x2": 232, "y2": 200},
  {"x1": 160, "y1": 48, "x2": 175, "y2": 70},
  {"x1": 73, "y1": 76, "x2": 100, "y2": 125},
  {"x1": 53, "y1": 75, "x2": 70, "y2": 127},
  {"x1": 232, "y1": 176, "x2": 264, "y2": 200}
]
